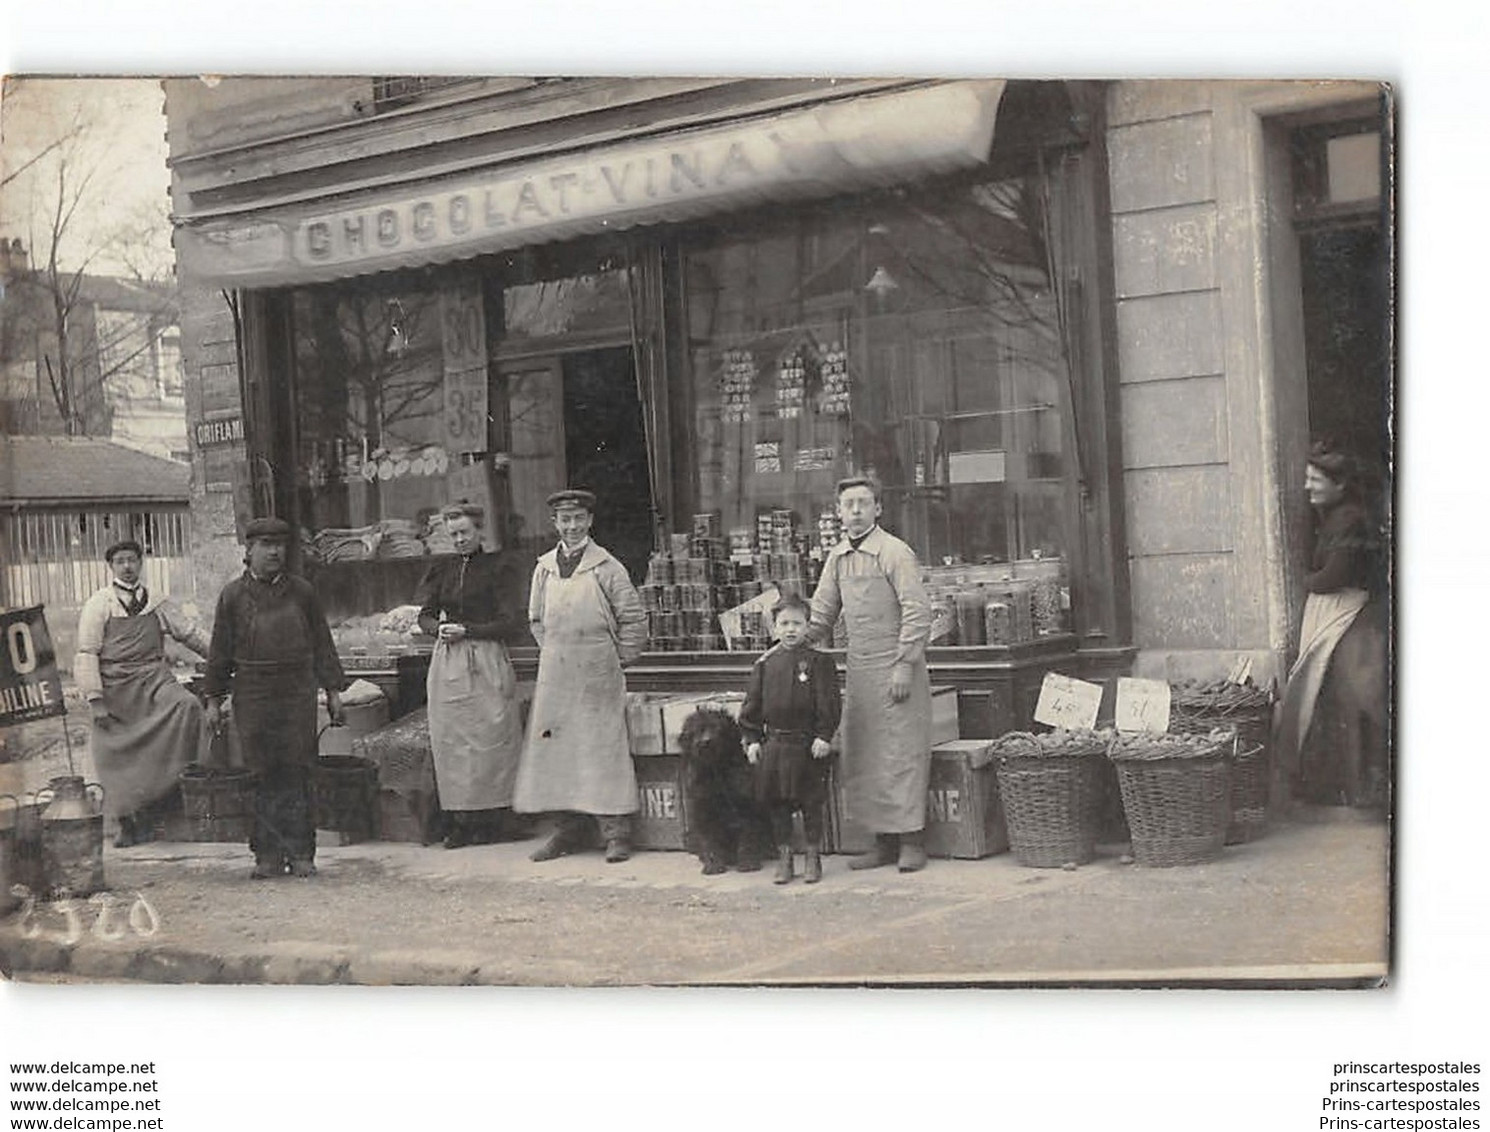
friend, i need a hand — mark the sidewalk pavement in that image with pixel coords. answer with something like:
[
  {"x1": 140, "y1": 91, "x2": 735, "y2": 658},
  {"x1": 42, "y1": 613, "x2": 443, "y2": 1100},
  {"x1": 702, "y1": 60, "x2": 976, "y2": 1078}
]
[{"x1": 0, "y1": 810, "x2": 1390, "y2": 987}]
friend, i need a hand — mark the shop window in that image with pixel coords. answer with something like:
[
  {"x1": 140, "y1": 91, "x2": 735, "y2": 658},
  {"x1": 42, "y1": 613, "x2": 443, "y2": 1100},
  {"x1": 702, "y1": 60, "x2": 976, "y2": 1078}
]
[
  {"x1": 681, "y1": 177, "x2": 1075, "y2": 643},
  {"x1": 288, "y1": 278, "x2": 472, "y2": 569}
]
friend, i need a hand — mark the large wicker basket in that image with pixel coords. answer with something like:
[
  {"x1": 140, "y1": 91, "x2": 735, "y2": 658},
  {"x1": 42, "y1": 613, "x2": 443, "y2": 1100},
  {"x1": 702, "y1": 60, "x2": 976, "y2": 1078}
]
[
  {"x1": 1108, "y1": 731, "x2": 1232, "y2": 867},
  {"x1": 992, "y1": 731, "x2": 1106, "y2": 868},
  {"x1": 1170, "y1": 681, "x2": 1274, "y2": 844}
]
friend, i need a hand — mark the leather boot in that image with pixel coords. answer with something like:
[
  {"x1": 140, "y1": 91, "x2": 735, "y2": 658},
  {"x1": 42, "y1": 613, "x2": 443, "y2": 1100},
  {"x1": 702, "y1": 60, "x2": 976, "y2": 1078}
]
[
  {"x1": 250, "y1": 853, "x2": 286, "y2": 880},
  {"x1": 443, "y1": 812, "x2": 472, "y2": 850},
  {"x1": 803, "y1": 846, "x2": 823, "y2": 884},
  {"x1": 849, "y1": 833, "x2": 898, "y2": 871},
  {"x1": 772, "y1": 846, "x2": 794, "y2": 885},
  {"x1": 897, "y1": 829, "x2": 928, "y2": 873}
]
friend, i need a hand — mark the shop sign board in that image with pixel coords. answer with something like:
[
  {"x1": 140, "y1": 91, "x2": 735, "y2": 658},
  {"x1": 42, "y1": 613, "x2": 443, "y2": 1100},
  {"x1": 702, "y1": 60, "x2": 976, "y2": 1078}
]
[
  {"x1": 175, "y1": 82, "x2": 1006, "y2": 288},
  {"x1": 194, "y1": 414, "x2": 243, "y2": 447},
  {"x1": 0, "y1": 606, "x2": 66, "y2": 727}
]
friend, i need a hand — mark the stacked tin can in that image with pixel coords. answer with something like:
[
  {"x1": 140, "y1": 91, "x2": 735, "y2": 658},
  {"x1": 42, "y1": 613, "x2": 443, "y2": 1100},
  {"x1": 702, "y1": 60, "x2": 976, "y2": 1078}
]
[
  {"x1": 719, "y1": 348, "x2": 757, "y2": 424},
  {"x1": 640, "y1": 514, "x2": 732, "y2": 651}
]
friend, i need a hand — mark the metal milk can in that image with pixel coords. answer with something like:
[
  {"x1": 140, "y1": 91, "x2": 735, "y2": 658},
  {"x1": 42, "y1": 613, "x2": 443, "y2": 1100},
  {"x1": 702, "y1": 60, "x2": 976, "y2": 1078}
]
[
  {"x1": 0, "y1": 795, "x2": 19, "y2": 915},
  {"x1": 38, "y1": 776, "x2": 106, "y2": 899}
]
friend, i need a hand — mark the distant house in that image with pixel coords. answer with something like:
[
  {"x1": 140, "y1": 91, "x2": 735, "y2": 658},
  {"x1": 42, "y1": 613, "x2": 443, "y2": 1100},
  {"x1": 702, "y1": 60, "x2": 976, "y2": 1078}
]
[
  {"x1": 0, "y1": 436, "x2": 192, "y2": 662},
  {"x1": 0, "y1": 239, "x2": 186, "y2": 463}
]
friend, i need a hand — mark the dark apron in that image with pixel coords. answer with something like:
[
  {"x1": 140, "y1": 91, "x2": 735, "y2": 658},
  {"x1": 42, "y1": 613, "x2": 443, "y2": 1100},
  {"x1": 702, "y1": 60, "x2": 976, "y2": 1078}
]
[
  {"x1": 231, "y1": 591, "x2": 322, "y2": 862},
  {"x1": 94, "y1": 613, "x2": 205, "y2": 818}
]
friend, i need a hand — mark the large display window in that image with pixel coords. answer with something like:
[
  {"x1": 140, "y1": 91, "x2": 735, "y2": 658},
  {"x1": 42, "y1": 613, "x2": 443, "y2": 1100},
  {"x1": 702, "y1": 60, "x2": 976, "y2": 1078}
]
[{"x1": 680, "y1": 176, "x2": 1077, "y2": 646}]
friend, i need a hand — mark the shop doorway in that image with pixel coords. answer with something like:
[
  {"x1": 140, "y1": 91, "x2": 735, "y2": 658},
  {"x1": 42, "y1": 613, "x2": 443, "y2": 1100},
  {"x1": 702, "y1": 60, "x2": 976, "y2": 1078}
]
[
  {"x1": 1289, "y1": 112, "x2": 1391, "y2": 484},
  {"x1": 500, "y1": 346, "x2": 654, "y2": 582},
  {"x1": 562, "y1": 346, "x2": 654, "y2": 581}
]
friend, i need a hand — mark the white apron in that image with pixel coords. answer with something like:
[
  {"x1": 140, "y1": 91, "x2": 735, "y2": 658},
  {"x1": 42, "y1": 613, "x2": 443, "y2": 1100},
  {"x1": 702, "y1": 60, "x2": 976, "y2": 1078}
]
[
  {"x1": 840, "y1": 569, "x2": 933, "y2": 834},
  {"x1": 1274, "y1": 588, "x2": 1370, "y2": 776},
  {"x1": 426, "y1": 637, "x2": 522, "y2": 810},
  {"x1": 513, "y1": 562, "x2": 638, "y2": 816}
]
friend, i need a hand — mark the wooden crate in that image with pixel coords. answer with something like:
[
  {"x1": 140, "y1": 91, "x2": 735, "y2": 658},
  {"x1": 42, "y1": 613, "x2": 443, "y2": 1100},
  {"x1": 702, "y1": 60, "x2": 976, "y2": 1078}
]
[
  {"x1": 659, "y1": 692, "x2": 746, "y2": 753},
  {"x1": 925, "y1": 740, "x2": 1008, "y2": 859},
  {"x1": 631, "y1": 754, "x2": 689, "y2": 850},
  {"x1": 930, "y1": 685, "x2": 960, "y2": 746},
  {"x1": 626, "y1": 692, "x2": 678, "y2": 755}
]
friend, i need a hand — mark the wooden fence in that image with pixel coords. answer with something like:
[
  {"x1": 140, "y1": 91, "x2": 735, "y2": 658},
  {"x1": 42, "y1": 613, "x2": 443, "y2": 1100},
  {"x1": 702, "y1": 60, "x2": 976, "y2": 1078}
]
[{"x1": 0, "y1": 505, "x2": 193, "y2": 610}]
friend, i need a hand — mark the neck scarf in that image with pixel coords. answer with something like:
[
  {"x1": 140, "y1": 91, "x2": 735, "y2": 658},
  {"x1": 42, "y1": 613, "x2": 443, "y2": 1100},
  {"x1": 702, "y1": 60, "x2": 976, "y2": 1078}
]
[{"x1": 114, "y1": 581, "x2": 148, "y2": 616}]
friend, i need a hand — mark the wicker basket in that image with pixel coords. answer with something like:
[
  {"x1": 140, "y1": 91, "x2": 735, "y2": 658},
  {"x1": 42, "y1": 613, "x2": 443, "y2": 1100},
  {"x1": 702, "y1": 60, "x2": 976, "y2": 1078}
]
[
  {"x1": 1109, "y1": 732, "x2": 1232, "y2": 867},
  {"x1": 1170, "y1": 684, "x2": 1274, "y2": 845},
  {"x1": 992, "y1": 731, "x2": 1106, "y2": 868}
]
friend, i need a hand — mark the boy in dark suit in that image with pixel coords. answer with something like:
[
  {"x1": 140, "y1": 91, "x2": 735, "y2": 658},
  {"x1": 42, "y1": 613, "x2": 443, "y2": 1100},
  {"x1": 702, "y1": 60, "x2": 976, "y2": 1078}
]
[{"x1": 740, "y1": 593, "x2": 841, "y2": 885}]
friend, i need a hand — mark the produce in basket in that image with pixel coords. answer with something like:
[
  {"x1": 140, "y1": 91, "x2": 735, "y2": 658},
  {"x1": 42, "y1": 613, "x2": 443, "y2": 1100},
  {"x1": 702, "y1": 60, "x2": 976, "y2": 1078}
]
[
  {"x1": 1107, "y1": 728, "x2": 1236, "y2": 760},
  {"x1": 1169, "y1": 678, "x2": 1274, "y2": 711},
  {"x1": 989, "y1": 728, "x2": 1113, "y2": 757}
]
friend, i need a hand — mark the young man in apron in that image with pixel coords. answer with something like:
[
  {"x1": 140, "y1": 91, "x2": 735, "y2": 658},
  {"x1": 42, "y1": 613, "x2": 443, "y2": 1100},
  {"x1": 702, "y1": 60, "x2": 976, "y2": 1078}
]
[
  {"x1": 204, "y1": 518, "x2": 348, "y2": 879},
  {"x1": 75, "y1": 539, "x2": 211, "y2": 847},
  {"x1": 808, "y1": 476, "x2": 933, "y2": 873},
  {"x1": 513, "y1": 490, "x2": 648, "y2": 864}
]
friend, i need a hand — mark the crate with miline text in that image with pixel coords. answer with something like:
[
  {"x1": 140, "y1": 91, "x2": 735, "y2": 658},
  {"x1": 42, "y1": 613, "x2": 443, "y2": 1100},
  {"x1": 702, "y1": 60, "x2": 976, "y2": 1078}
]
[
  {"x1": 631, "y1": 754, "x2": 689, "y2": 850},
  {"x1": 925, "y1": 740, "x2": 1009, "y2": 859}
]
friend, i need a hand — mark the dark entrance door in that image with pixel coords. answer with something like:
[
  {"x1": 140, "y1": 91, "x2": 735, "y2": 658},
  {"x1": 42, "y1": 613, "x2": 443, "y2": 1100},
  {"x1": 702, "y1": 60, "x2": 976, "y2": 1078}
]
[
  {"x1": 1299, "y1": 222, "x2": 1391, "y2": 481},
  {"x1": 561, "y1": 346, "x2": 654, "y2": 583}
]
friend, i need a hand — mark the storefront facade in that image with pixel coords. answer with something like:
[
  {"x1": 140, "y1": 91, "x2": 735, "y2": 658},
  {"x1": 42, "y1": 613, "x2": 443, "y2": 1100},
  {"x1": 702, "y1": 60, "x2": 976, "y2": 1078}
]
[{"x1": 164, "y1": 77, "x2": 1390, "y2": 727}]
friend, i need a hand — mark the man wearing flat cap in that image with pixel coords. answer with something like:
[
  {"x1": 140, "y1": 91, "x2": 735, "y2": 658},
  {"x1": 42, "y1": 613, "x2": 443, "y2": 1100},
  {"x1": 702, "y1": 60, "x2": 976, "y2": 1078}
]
[
  {"x1": 75, "y1": 538, "x2": 211, "y2": 847},
  {"x1": 204, "y1": 516, "x2": 348, "y2": 878},
  {"x1": 513, "y1": 488, "x2": 648, "y2": 863}
]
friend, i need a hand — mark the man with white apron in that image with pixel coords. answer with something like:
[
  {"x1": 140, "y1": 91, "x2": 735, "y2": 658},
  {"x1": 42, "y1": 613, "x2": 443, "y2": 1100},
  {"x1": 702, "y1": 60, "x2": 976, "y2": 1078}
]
[
  {"x1": 513, "y1": 490, "x2": 648, "y2": 863},
  {"x1": 75, "y1": 539, "x2": 211, "y2": 847},
  {"x1": 809, "y1": 476, "x2": 933, "y2": 873}
]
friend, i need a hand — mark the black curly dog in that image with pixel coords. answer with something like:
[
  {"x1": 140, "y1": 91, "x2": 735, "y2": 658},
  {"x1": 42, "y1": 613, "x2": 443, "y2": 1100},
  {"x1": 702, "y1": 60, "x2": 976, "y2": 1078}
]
[{"x1": 677, "y1": 707, "x2": 772, "y2": 875}]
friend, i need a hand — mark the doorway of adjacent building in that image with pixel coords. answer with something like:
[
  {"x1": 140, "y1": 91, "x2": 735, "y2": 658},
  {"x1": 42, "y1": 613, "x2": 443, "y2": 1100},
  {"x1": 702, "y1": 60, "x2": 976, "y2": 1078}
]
[
  {"x1": 1292, "y1": 116, "x2": 1392, "y2": 483},
  {"x1": 500, "y1": 345, "x2": 654, "y2": 582}
]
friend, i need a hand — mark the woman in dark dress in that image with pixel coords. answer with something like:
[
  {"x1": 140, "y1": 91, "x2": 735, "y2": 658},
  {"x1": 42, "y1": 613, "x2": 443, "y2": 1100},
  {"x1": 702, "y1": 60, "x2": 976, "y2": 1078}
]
[
  {"x1": 1275, "y1": 442, "x2": 1388, "y2": 809},
  {"x1": 418, "y1": 503, "x2": 531, "y2": 848}
]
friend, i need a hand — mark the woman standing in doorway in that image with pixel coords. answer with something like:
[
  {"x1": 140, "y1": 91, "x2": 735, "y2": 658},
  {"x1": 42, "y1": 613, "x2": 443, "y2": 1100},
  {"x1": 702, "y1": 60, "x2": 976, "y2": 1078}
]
[
  {"x1": 418, "y1": 503, "x2": 530, "y2": 848},
  {"x1": 1275, "y1": 441, "x2": 1388, "y2": 810}
]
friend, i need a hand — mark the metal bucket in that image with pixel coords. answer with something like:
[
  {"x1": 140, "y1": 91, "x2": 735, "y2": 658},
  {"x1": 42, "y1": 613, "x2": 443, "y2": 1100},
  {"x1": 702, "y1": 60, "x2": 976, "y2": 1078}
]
[
  {"x1": 311, "y1": 755, "x2": 380, "y2": 841},
  {"x1": 178, "y1": 764, "x2": 257, "y2": 842}
]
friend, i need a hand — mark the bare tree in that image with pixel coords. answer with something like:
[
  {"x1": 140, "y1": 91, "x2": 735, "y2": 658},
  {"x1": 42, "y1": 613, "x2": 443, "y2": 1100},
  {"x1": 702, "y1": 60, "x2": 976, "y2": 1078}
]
[
  {"x1": 1, "y1": 83, "x2": 175, "y2": 437},
  {"x1": 5, "y1": 171, "x2": 174, "y2": 435}
]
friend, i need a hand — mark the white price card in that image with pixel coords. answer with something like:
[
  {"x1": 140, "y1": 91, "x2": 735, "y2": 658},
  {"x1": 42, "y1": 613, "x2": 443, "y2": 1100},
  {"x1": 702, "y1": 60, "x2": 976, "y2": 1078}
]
[
  {"x1": 1033, "y1": 672, "x2": 1103, "y2": 731},
  {"x1": 1115, "y1": 676, "x2": 1172, "y2": 733}
]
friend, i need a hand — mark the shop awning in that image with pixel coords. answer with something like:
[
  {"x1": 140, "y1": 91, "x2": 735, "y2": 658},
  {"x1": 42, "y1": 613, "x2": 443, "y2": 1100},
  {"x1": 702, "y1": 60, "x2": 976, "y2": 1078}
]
[{"x1": 174, "y1": 80, "x2": 1006, "y2": 289}]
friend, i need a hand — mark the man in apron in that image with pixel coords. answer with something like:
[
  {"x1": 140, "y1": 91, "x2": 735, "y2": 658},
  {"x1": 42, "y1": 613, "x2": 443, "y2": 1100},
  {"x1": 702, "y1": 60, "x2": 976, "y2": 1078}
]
[
  {"x1": 75, "y1": 539, "x2": 211, "y2": 847},
  {"x1": 809, "y1": 476, "x2": 933, "y2": 873},
  {"x1": 203, "y1": 518, "x2": 348, "y2": 879},
  {"x1": 513, "y1": 490, "x2": 648, "y2": 864}
]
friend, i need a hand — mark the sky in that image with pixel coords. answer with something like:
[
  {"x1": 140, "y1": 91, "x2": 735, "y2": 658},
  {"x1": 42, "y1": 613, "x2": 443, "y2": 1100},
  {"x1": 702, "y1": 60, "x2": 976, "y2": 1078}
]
[{"x1": 0, "y1": 76, "x2": 172, "y2": 279}]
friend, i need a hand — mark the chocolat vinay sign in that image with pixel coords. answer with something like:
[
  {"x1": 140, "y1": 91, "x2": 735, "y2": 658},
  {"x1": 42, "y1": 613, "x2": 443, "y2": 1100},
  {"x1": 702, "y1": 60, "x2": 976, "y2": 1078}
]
[{"x1": 0, "y1": 606, "x2": 67, "y2": 727}]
